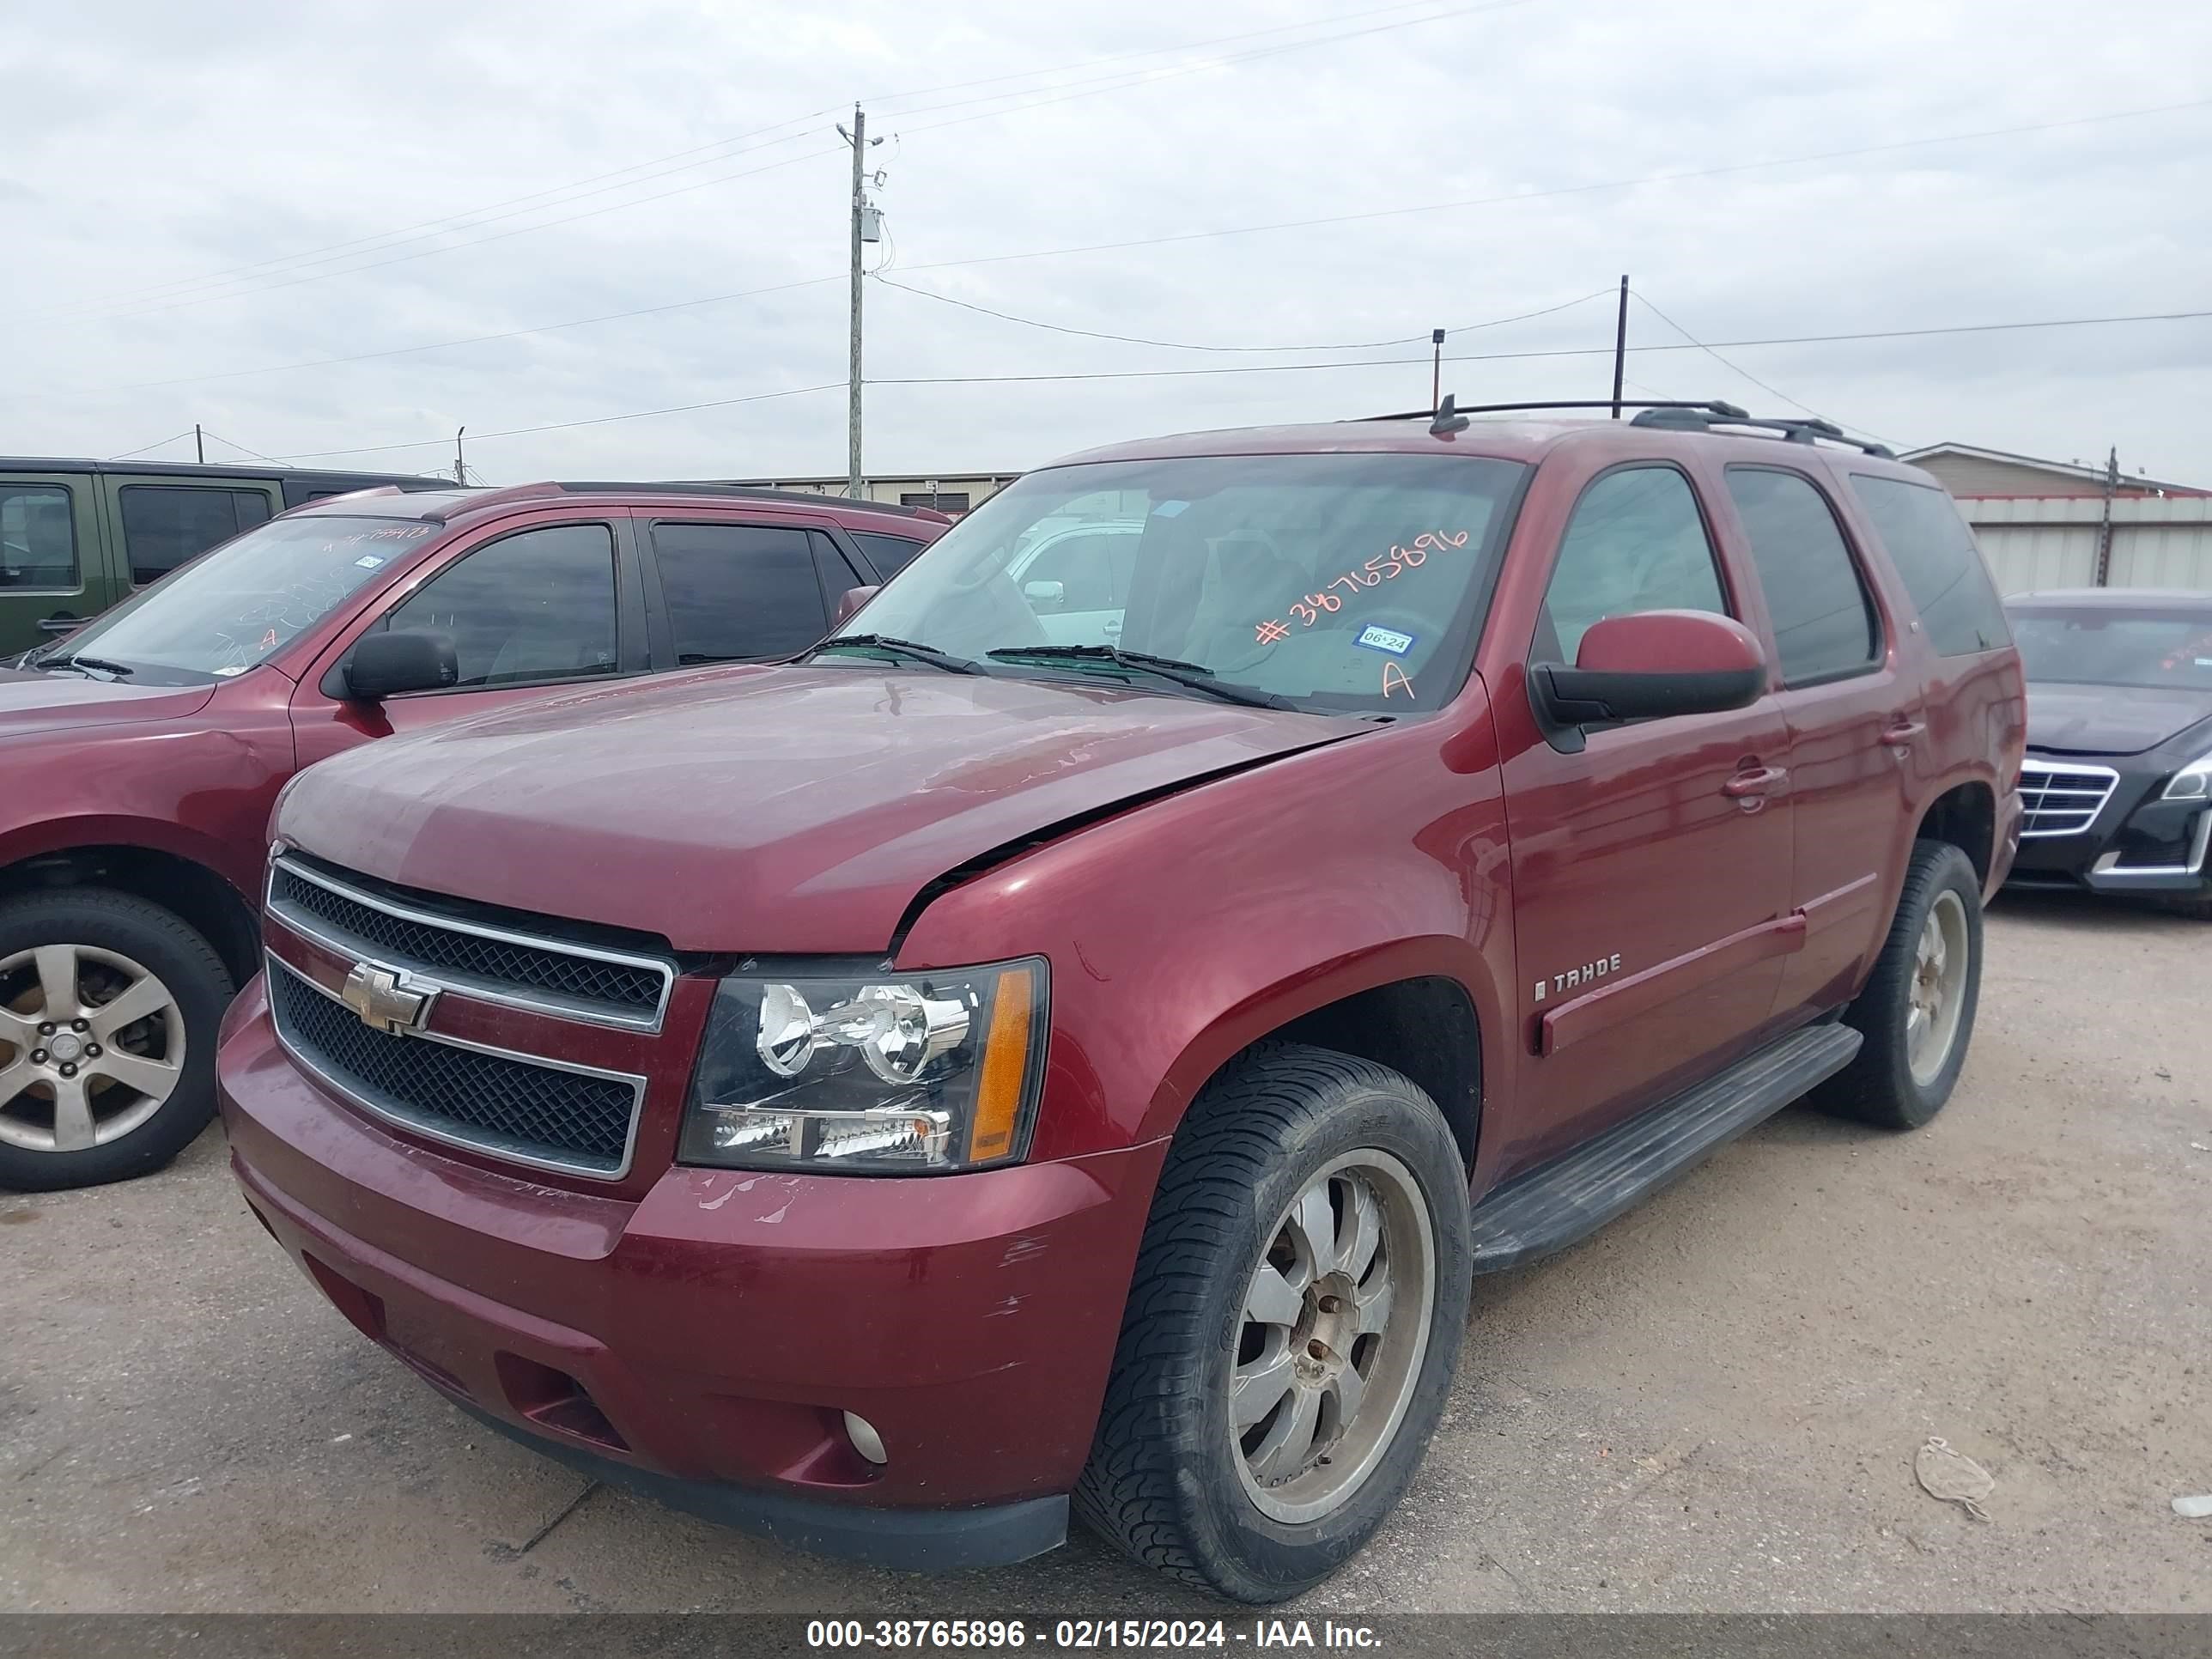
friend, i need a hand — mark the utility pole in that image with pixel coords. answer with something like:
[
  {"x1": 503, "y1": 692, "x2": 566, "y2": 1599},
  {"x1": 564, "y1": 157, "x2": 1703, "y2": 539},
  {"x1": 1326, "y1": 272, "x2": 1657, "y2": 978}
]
[
  {"x1": 1610, "y1": 275, "x2": 1629, "y2": 418},
  {"x1": 453, "y1": 426, "x2": 468, "y2": 486},
  {"x1": 194, "y1": 423, "x2": 204, "y2": 464},
  {"x1": 1431, "y1": 329, "x2": 1445, "y2": 411},
  {"x1": 839, "y1": 106, "x2": 882, "y2": 501},
  {"x1": 2093, "y1": 445, "x2": 2119, "y2": 587}
]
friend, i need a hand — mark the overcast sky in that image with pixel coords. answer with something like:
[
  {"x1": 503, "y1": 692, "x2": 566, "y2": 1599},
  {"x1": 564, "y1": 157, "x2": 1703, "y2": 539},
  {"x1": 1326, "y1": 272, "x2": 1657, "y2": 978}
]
[{"x1": 7, "y1": 0, "x2": 2210, "y2": 487}]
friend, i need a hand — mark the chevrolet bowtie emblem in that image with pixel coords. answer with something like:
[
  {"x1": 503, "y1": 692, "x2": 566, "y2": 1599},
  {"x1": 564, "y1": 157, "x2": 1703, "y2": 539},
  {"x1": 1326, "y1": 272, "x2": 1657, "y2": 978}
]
[{"x1": 339, "y1": 963, "x2": 436, "y2": 1036}]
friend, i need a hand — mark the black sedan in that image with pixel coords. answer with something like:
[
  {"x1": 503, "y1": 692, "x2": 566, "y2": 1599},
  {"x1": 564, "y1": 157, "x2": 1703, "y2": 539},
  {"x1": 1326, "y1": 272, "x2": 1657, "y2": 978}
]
[{"x1": 2004, "y1": 588, "x2": 2212, "y2": 918}]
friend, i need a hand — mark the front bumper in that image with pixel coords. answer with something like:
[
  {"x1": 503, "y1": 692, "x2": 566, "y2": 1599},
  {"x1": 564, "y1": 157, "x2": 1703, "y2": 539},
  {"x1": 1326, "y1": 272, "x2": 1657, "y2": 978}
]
[
  {"x1": 218, "y1": 981, "x2": 1166, "y2": 1570},
  {"x1": 2006, "y1": 759, "x2": 2212, "y2": 898}
]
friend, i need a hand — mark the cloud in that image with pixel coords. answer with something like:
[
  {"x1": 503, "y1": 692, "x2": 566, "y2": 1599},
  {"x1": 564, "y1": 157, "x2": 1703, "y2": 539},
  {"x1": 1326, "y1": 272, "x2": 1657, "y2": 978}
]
[{"x1": 5, "y1": 0, "x2": 2209, "y2": 484}]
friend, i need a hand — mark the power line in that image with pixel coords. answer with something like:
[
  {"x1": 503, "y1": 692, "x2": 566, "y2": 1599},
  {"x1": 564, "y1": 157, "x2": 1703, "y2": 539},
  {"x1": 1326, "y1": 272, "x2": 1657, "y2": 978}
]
[
  {"x1": 106, "y1": 429, "x2": 198, "y2": 460},
  {"x1": 75, "y1": 94, "x2": 2210, "y2": 400},
  {"x1": 1627, "y1": 290, "x2": 1904, "y2": 446},
  {"x1": 198, "y1": 428, "x2": 291, "y2": 467},
  {"x1": 871, "y1": 275, "x2": 1614, "y2": 352},
  {"x1": 258, "y1": 306, "x2": 2212, "y2": 463},
  {"x1": 891, "y1": 97, "x2": 2212, "y2": 275},
  {"x1": 270, "y1": 381, "x2": 847, "y2": 461},
  {"x1": 36, "y1": 0, "x2": 1547, "y2": 322}
]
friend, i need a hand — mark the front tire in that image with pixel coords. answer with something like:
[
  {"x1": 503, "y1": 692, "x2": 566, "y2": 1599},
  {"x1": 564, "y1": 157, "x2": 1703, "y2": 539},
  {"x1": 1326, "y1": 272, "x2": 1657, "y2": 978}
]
[
  {"x1": 0, "y1": 890, "x2": 233, "y2": 1192},
  {"x1": 1074, "y1": 1043, "x2": 1471, "y2": 1602},
  {"x1": 1813, "y1": 841, "x2": 1983, "y2": 1131}
]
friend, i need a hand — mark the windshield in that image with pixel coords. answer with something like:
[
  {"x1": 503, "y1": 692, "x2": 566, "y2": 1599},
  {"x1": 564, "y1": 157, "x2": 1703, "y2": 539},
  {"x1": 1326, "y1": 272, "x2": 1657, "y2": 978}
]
[
  {"x1": 31, "y1": 515, "x2": 438, "y2": 684},
  {"x1": 827, "y1": 453, "x2": 1527, "y2": 714},
  {"x1": 2009, "y1": 608, "x2": 2212, "y2": 691}
]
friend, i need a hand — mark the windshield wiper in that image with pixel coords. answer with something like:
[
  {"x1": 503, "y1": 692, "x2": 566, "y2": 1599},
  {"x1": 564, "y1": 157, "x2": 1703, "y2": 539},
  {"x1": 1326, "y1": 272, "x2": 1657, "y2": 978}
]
[
  {"x1": 33, "y1": 653, "x2": 136, "y2": 678},
  {"x1": 813, "y1": 634, "x2": 983, "y2": 675},
  {"x1": 985, "y1": 644, "x2": 1296, "y2": 709}
]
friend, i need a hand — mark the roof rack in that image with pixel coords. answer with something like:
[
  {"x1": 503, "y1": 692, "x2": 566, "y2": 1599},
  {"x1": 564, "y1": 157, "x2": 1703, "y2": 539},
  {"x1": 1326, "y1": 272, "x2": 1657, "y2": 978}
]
[
  {"x1": 411, "y1": 481, "x2": 954, "y2": 526},
  {"x1": 1357, "y1": 397, "x2": 1751, "y2": 438},
  {"x1": 1629, "y1": 406, "x2": 1894, "y2": 458}
]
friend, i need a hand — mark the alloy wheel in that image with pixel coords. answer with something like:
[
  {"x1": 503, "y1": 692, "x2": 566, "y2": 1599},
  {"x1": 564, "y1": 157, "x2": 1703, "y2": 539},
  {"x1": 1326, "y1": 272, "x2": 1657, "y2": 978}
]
[
  {"x1": 1905, "y1": 889, "x2": 1971, "y2": 1087},
  {"x1": 0, "y1": 944, "x2": 185, "y2": 1154}
]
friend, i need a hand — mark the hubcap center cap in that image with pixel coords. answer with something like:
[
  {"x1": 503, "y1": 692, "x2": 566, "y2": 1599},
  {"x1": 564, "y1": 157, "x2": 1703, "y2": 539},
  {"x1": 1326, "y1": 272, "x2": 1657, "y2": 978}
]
[{"x1": 47, "y1": 1032, "x2": 83, "y2": 1064}]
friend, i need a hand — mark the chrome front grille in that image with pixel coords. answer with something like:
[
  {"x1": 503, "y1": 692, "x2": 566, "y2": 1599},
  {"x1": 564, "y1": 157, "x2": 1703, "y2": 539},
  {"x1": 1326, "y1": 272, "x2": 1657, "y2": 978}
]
[
  {"x1": 268, "y1": 856, "x2": 672, "y2": 1030},
  {"x1": 267, "y1": 959, "x2": 644, "y2": 1177},
  {"x1": 2018, "y1": 758, "x2": 2119, "y2": 838}
]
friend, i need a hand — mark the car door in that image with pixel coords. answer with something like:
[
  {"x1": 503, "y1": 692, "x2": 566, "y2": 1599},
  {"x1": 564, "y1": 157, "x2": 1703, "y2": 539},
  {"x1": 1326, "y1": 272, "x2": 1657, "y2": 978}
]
[
  {"x1": 637, "y1": 516, "x2": 847, "y2": 667},
  {"x1": 289, "y1": 515, "x2": 647, "y2": 768},
  {"x1": 1498, "y1": 459, "x2": 1796, "y2": 1154},
  {"x1": 0, "y1": 473, "x2": 112, "y2": 654},
  {"x1": 1009, "y1": 520, "x2": 1141, "y2": 644},
  {"x1": 105, "y1": 478, "x2": 280, "y2": 590},
  {"x1": 1713, "y1": 462, "x2": 1916, "y2": 1018}
]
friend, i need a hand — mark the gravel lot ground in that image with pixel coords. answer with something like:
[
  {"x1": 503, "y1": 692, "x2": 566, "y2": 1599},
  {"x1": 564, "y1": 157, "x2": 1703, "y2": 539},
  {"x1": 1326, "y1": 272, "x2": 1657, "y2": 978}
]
[{"x1": 3, "y1": 892, "x2": 2208, "y2": 1616}]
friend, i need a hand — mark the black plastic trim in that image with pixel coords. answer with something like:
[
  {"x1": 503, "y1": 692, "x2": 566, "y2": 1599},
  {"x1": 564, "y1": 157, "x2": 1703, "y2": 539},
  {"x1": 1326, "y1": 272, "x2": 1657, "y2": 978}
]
[{"x1": 452, "y1": 1399, "x2": 1069, "y2": 1571}]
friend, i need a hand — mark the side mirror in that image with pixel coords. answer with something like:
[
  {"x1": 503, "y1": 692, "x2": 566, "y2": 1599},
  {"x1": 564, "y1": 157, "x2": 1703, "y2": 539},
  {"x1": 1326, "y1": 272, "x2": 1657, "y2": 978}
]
[
  {"x1": 1530, "y1": 610, "x2": 1765, "y2": 752},
  {"x1": 343, "y1": 629, "x2": 459, "y2": 701},
  {"x1": 1023, "y1": 579, "x2": 1066, "y2": 611},
  {"x1": 830, "y1": 585, "x2": 879, "y2": 629}
]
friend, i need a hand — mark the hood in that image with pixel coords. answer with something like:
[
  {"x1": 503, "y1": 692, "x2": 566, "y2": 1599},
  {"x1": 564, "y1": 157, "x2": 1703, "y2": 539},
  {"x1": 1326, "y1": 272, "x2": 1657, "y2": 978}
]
[
  {"x1": 276, "y1": 665, "x2": 1364, "y2": 951},
  {"x1": 2025, "y1": 684, "x2": 2212, "y2": 757},
  {"x1": 0, "y1": 667, "x2": 217, "y2": 738}
]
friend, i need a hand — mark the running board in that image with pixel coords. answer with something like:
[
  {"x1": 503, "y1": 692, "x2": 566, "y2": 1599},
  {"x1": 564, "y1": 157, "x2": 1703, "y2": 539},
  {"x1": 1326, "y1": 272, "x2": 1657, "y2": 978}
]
[{"x1": 1468, "y1": 1023, "x2": 1863, "y2": 1273}]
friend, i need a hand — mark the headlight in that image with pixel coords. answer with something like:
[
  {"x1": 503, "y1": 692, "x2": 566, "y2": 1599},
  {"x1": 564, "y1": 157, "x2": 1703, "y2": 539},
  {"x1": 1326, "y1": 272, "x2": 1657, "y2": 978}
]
[
  {"x1": 2163, "y1": 751, "x2": 2212, "y2": 801},
  {"x1": 678, "y1": 958, "x2": 1048, "y2": 1174}
]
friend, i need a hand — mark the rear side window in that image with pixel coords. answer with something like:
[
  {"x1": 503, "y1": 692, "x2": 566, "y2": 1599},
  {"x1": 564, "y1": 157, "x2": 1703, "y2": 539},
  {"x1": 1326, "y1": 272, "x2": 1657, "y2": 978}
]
[
  {"x1": 1724, "y1": 468, "x2": 1880, "y2": 684},
  {"x1": 119, "y1": 486, "x2": 273, "y2": 584},
  {"x1": 383, "y1": 523, "x2": 618, "y2": 689},
  {"x1": 1849, "y1": 476, "x2": 2009, "y2": 656},
  {"x1": 650, "y1": 522, "x2": 828, "y2": 664},
  {"x1": 1540, "y1": 465, "x2": 1729, "y2": 661},
  {"x1": 0, "y1": 484, "x2": 77, "y2": 588},
  {"x1": 851, "y1": 531, "x2": 927, "y2": 578}
]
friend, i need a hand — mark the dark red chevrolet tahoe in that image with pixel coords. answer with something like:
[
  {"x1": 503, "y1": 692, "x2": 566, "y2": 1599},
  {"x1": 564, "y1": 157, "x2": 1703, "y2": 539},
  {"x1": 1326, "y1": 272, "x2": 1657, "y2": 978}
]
[
  {"x1": 219, "y1": 402, "x2": 2025, "y2": 1601},
  {"x1": 0, "y1": 483, "x2": 944, "y2": 1191}
]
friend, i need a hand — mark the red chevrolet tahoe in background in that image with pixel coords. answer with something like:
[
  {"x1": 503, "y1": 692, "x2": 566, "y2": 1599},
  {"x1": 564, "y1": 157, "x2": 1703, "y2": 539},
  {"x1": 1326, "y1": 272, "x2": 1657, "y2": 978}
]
[
  {"x1": 217, "y1": 400, "x2": 2025, "y2": 1601},
  {"x1": 0, "y1": 483, "x2": 945, "y2": 1191}
]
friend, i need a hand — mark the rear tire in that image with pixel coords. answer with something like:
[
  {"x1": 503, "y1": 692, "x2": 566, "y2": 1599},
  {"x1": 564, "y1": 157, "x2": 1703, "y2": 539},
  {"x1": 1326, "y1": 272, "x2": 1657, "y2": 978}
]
[
  {"x1": 0, "y1": 890, "x2": 232, "y2": 1192},
  {"x1": 1813, "y1": 841, "x2": 1983, "y2": 1131},
  {"x1": 1074, "y1": 1042, "x2": 1471, "y2": 1602}
]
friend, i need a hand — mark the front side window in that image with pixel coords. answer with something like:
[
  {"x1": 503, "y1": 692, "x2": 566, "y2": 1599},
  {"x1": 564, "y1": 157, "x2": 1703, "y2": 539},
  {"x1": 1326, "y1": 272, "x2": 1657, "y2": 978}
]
[
  {"x1": 1849, "y1": 475, "x2": 2009, "y2": 657},
  {"x1": 833, "y1": 453, "x2": 1528, "y2": 714},
  {"x1": 119, "y1": 486, "x2": 274, "y2": 584},
  {"x1": 1724, "y1": 467, "x2": 1880, "y2": 684},
  {"x1": 649, "y1": 522, "x2": 826, "y2": 665},
  {"x1": 382, "y1": 524, "x2": 618, "y2": 689},
  {"x1": 2010, "y1": 608, "x2": 2212, "y2": 691},
  {"x1": 1538, "y1": 466, "x2": 1729, "y2": 662},
  {"x1": 0, "y1": 484, "x2": 77, "y2": 589},
  {"x1": 28, "y1": 515, "x2": 437, "y2": 683}
]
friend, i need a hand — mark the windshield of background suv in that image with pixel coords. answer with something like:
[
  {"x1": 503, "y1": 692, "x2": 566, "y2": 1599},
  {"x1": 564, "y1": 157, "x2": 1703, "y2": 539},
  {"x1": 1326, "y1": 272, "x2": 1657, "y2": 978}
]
[
  {"x1": 28, "y1": 515, "x2": 436, "y2": 684},
  {"x1": 2009, "y1": 608, "x2": 2212, "y2": 691},
  {"x1": 823, "y1": 453, "x2": 1527, "y2": 714}
]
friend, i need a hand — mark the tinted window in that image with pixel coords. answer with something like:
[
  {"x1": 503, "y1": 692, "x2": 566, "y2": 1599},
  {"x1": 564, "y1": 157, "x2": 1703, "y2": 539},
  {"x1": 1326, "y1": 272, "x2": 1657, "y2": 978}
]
[
  {"x1": 119, "y1": 486, "x2": 274, "y2": 584},
  {"x1": 1540, "y1": 466, "x2": 1729, "y2": 661},
  {"x1": 1724, "y1": 468, "x2": 1879, "y2": 683},
  {"x1": 1849, "y1": 476, "x2": 2008, "y2": 657},
  {"x1": 2010, "y1": 609, "x2": 2212, "y2": 690},
  {"x1": 0, "y1": 485, "x2": 77, "y2": 588},
  {"x1": 384, "y1": 524, "x2": 617, "y2": 688},
  {"x1": 852, "y1": 531, "x2": 928, "y2": 578},
  {"x1": 650, "y1": 522, "x2": 826, "y2": 664}
]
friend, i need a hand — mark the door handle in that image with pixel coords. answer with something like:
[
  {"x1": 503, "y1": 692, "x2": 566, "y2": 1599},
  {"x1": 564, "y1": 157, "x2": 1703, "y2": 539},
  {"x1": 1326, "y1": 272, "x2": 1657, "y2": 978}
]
[
  {"x1": 37, "y1": 616, "x2": 81, "y2": 635},
  {"x1": 1722, "y1": 765, "x2": 1789, "y2": 798},
  {"x1": 1882, "y1": 716, "x2": 1926, "y2": 744}
]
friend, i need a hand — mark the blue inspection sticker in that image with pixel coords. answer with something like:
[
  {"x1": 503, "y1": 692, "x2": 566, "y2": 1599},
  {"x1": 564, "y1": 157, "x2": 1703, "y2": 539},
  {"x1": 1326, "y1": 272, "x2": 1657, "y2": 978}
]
[{"x1": 1354, "y1": 623, "x2": 1416, "y2": 655}]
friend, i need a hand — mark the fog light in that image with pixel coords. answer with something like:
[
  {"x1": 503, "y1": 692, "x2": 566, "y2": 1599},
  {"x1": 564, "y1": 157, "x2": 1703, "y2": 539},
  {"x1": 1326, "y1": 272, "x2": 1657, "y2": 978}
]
[{"x1": 843, "y1": 1410, "x2": 887, "y2": 1465}]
